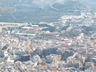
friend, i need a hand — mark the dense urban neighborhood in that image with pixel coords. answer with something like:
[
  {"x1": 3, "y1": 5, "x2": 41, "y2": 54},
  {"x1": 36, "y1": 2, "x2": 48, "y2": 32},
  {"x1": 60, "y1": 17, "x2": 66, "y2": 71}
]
[{"x1": 0, "y1": 10, "x2": 96, "y2": 72}]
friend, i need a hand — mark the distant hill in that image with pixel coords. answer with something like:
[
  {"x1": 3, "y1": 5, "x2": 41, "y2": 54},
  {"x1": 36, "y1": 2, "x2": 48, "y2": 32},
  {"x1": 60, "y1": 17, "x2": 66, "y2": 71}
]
[{"x1": 0, "y1": 0, "x2": 89, "y2": 23}]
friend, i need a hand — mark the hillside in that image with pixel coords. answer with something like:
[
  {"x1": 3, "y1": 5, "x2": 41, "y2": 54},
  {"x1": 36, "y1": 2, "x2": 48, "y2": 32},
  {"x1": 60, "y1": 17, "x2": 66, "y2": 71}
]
[{"x1": 0, "y1": 0, "x2": 89, "y2": 23}]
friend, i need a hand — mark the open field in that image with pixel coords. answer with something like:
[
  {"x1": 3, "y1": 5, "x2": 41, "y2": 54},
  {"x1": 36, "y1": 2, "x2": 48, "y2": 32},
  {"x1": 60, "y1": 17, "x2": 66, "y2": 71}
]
[{"x1": 0, "y1": 22, "x2": 26, "y2": 25}]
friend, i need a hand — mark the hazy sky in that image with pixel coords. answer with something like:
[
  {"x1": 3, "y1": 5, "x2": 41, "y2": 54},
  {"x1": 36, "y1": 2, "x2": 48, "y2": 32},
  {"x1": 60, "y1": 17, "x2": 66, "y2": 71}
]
[
  {"x1": 32, "y1": 0, "x2": 65, "y2": 8},
  {"x1": 32, "y1": 0, "x2": 96, "y2": 8},
  {"x1": 0, "y1": 0, "x2": 96, "y2": 8},
  {"x1": 81, "y1": 0, "x2": 96, "y2": 8}
]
